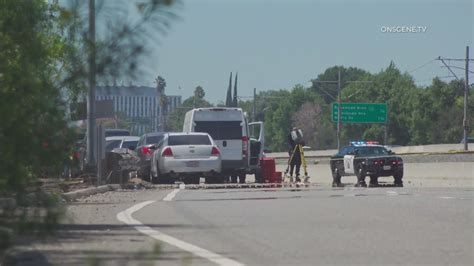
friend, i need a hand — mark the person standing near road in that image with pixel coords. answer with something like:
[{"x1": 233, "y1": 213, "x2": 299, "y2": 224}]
[{"x1": 288, "y1": 127, "x2": 305, "y2": 182}]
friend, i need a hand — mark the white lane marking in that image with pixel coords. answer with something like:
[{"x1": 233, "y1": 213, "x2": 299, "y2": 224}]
[
  {"x1": 439, "y1": 196, "x2": 455, "y2": 200},
  {"x1": 386, "y1": 191, "x2": 398, "y2": 196},
  {"x1": 117, "y1": 198, "x2": 244, "y2": 266},
  {"x1": 163, "y1": 189, "x2": 180, "y2": 201}
]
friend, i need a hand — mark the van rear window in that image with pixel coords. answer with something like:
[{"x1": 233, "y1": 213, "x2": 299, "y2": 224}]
[
  {"x1": 106, "y1": 130, "x2": 130, "y2": 137},
  {"x1": 168, "y1": 135, "x2": 211, "y2": 145},
  {"x1": 194, "y1": 121, "x2": 242, "y2": 140}
]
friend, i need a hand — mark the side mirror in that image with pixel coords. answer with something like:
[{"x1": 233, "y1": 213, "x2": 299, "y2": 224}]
[
  {"x1": 149, "y1": 145, "x2": 157, "y2": 150},
  {"x1": 347, "y1": 151, "x2": 354, "y2": 155},
  {"x1": 263, "y1": 148, "x2": 272, "y2": 153},
  {"x1": 128, "y1": 146, "x2": 135, "y2": 151},
  {"x1": 388, "y1": 150, "x2": 394, "y2": 155}
]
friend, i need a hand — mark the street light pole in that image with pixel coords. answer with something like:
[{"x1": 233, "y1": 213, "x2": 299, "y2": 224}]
[
  {"x1": 86, "y1": 0, "x2": 97, "y2": 172},
  {"x1": 337, "y1": 70, "x2": 342, "y2": 150},
  {"x1": 464, "y1": 46, "x2": 469, "y2": 151},
  {"x1": 312, "y1": 71, "x2": 373, "y2": 150},
  {"x1": 253, "y1": 88, "x2": 257, "y2": 122}
]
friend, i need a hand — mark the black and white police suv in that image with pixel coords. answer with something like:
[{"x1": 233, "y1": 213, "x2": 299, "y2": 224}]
[{"x1": 330, "y1": 141, "x2": 404, "y2": 187}]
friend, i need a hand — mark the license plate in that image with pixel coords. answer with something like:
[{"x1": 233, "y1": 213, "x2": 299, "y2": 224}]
[
  {"x1": 383, "y1": 165, "x2": 391, "y2": 170},
  {"x1": 186, "y1": 161, "x2": 199, "y2": 167}
]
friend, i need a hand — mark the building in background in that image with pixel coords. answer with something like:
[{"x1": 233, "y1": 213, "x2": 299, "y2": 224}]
[{"x1": 95, "y1": 85, "x2": 181, "y2": 135}]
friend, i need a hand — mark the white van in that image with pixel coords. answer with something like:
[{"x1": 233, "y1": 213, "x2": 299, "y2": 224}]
[{"x1": 183, "y1": 107, "x2": 264, "y2": 183}]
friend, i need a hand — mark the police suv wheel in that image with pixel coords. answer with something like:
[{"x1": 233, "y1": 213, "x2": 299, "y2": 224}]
[
  {"x1": 394, "y1": 171, "x2": 403, "y2": 186},
  {"x1": 369, "y1": 175, "x2": 379, "y2": 187},
  {"x1": 332, "y1": 168, "x2": 342, "y2": 186}
]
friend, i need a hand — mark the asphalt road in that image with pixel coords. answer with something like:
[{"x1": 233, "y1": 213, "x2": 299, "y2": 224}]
[
  {"x1": 273, "y1": 161, "x2": 474, "y2": 187},
  {"x1": 14, "y1": 183, "x2": 474, "y2": 266}
]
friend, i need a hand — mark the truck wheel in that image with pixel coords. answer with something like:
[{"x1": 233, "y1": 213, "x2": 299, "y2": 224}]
[{"x1": 230, "y1": 175, "x2": 238, "y2": 183}]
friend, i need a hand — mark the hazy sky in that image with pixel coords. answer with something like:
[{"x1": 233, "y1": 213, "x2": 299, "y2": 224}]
[{"x1": 140, "y1": 0, "x2": 473, "y2": 104}]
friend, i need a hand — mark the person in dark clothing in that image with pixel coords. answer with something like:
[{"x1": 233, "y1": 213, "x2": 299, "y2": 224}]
[{"x1": 288, "y1": 127, "x2": 304, "y2": 182}]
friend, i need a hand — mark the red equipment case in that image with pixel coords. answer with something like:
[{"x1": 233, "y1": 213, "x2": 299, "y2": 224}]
[{"x1": 260, "y1": 158, "x2": 281, "y2": 183}]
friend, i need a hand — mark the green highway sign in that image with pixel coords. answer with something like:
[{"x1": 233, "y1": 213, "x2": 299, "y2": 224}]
[{"x1": 332, "y1": 103, "x2": 387, "y2": 123}]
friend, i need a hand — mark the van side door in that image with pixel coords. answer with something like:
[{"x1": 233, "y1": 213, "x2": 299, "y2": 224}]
[{"x1": 248, "y1": 122, "x2": 264, "y2": 168}]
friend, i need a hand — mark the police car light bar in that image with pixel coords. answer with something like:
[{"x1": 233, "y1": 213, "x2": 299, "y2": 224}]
[{"x1": 350, "y1": 140, "x2": 380, "y2": 146}]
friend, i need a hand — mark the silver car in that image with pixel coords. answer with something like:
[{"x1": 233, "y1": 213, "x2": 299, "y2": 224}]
[{"x1": 150, "y1": 132, "x2": 221, "y2": 184}]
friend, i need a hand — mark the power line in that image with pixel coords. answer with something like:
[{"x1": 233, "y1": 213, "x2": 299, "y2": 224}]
[
  {"x1": 439, "y1": 58, "x2": 474, "y2": 62},
  {"x1": 408, "y1": 58, "x2": 437, "y2": 73},
  {"x1": 441, "y1": 65, "x2": 474, "y2": 74},
  {"x1": 437, "y1": 47, "x2": 471, "y2": 151},
  {"x1": 438, "y1": 57, "x2": 460, "y2": 80}
]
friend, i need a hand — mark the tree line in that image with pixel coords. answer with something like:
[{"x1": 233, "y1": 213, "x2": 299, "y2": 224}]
[
  {"x1": 0, "y1": 0, "x2": 178, "y2": 247},
  {"x1": 169, "y1": 63, "x2": 473, "y2": 153}
]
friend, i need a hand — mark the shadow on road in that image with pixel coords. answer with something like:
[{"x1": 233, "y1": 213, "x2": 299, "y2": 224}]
[{"x1": 5, "y1": 222, "x2": 199, "y2": 266}]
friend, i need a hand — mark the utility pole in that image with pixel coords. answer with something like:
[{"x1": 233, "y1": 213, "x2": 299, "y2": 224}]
[
  {"x1": 86, "y1": 0, "x2": 97, "y2": 172},
  {"x1": 464, "y1": 46, "x2": 469, "y2": 151},
  {"x1": 337, "y1": 70, "x2": 342, "y2": 150},
  {"x1": 154, "y1": 97, "x2": 158, "y2": 132},
  {"x1": 437, "y1": 46, "x2": 472, "y2": 151},
  {"x1": 253, "y1": 88, "x2": 257, "y2": 122},
  {"x1": 384, "y1": 103, "x2": 389, "y2": 145}
]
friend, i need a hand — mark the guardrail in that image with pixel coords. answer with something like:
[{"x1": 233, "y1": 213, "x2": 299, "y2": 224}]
[{"x1": 266, "y1": 143, "x2": 474, "y2": 159}]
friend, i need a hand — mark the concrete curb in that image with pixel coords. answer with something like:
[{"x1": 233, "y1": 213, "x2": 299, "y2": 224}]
[
  {"x1": 268, "y1": 150, "x2": 474, "y2": 161},
  {"x1": 61, "y1": 184, "x2": 121, "y2": 202}
]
